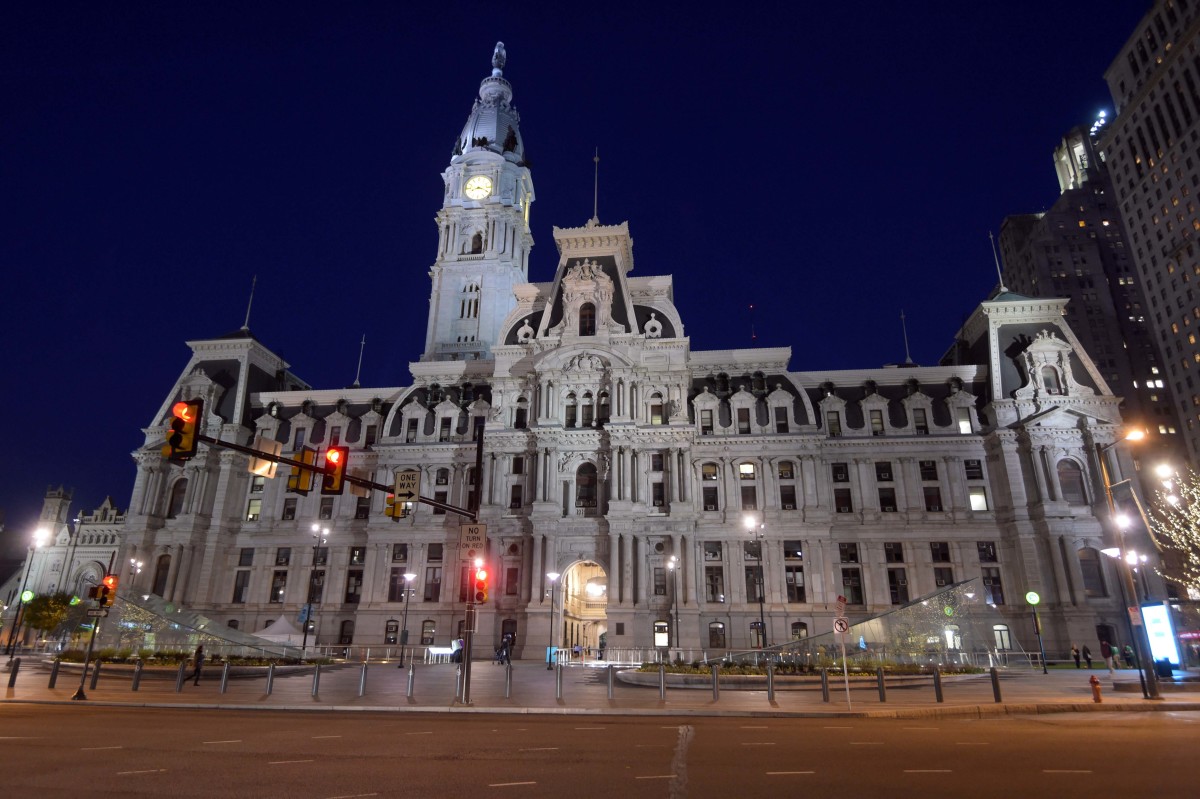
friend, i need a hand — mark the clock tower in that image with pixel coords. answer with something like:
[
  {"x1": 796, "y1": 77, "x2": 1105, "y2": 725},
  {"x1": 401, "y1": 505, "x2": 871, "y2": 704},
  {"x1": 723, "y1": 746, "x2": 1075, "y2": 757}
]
[{"x1": 422, "y1": 42, "x2": 535, "y2": 362}]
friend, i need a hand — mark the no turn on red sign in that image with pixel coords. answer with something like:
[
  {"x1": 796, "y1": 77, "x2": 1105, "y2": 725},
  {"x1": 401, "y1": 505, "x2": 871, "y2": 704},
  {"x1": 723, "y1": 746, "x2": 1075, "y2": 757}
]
[{"x1": 459, "y1": 523, "x2": 487, "y2": 559}]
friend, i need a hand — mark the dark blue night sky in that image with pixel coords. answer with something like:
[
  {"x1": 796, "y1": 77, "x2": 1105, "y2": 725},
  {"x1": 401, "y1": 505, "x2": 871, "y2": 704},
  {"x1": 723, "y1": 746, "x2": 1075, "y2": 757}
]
[{"x1": 0, "y1": 2, "x2": 1148, "y2": 555}]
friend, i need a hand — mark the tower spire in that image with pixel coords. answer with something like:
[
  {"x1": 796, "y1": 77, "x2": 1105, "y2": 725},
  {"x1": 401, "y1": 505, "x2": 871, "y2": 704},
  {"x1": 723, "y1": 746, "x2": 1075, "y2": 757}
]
[
  {"x1": 900, "y1": 309, "x2": 914, "y2": 365},
  {"x1": 590, "y1": 147, "x2": 600, "y2": 225},
  {"x1": 352, "y1": 335, "x2": 366, "y2": 388},
  {"x1": 989, "y1": 231, "x2": 1008, "y2": 294},
  {"x1": 241, "y1": 275, "x2": 257, "y2": 331}
]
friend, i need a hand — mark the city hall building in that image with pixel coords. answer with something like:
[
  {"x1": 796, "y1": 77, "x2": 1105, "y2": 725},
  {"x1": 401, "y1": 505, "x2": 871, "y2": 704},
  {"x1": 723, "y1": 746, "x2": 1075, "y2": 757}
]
[{"x1": 93, "y1": 46, "x2": 1153, "y2": 660}]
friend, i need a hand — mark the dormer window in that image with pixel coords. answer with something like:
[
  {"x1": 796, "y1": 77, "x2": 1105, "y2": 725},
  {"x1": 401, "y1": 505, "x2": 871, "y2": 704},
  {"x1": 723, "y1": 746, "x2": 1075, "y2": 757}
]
[
  {"x1": 581, "y1": 392, "x2": 594, "y2": 427},
  {"x1": 650, "y1": 393, "x2": 664, "y2": 425},
  {"x1": 579, "y1": 303, "x2": 596, "y2": 336},
  {"x1": 565, "y1": 393, "x2": 578, "y2": 428},
  {"x1": 1041, "y1": 366, "x2": 1062, "y2": 394}
]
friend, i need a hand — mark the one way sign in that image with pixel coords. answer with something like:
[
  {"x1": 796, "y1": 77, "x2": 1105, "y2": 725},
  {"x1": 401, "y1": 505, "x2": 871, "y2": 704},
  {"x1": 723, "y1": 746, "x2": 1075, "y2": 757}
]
[{"x1": 394, "y1": 469, "x2": 421, "y2": 502}]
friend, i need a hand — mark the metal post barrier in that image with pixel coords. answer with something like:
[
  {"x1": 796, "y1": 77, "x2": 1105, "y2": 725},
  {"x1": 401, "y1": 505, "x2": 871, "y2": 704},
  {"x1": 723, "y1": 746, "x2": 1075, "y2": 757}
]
[
  {"x1": 554, "y1": 663, "x2": 563, "y2": 699},
  {"x1": 358, "y1": 663, "x2": 368, "y2": 697},
  {"x1": 821, "y1": 667, "x2": 830, "y2": 703},
  {"x1": 131, "y1": 659, "x2": 143, "y2": 691},
  {"x1": 876, "y1": 667, "x2": 887, "y2": 702},
  {"x1": 990, "y1": 666, "x2": 1002, "y2": 703},
  {"x1": 6, "y1": 658, "x2": 19, "y2": 688},
  {"x1": 48, "y1": 657, "x2": 60, "y2": 689},
  {"x1": 658, "y1": 663, "x2": 666, "y2": 700},
  {"x1": 504, "y1": 663, "x2": 513, "y2": 699},
  {"x1": 766, "y1": 662, "x2": 775, "y2": 702},
  {"x1": 174, "y1": 661, "x2": 186, "y2": 692},
  {"x1": 311, "y1": 663, "x2": 322, "y2": 696},
  {"x1": 265, "y1": 662, "x2": 275, "y2": 695},
  {"x1": 220, "y1": 661, "x2": 230, "y2": 694},
  {"x1": 454, "y1": 666, "x2": 462, "y2": 703},
  {"x1": 933, "y1": 666, "x2": 944, "y2": 703},
  {"x1": 406, "y1": 662, "x2": 415, "y2": 698},
  {"x1": 91, "y1": 661, "x2": 102, "y2": 690},
  {"x1": 711, "y1": 664, "x2": 720, "y2": 701}
]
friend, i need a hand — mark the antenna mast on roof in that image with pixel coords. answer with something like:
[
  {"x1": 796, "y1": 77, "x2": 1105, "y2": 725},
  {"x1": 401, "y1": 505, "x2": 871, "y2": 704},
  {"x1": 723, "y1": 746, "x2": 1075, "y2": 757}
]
[
  {"x1": 352, "y1": 335, "x2": 366, "y2": 388},
  {"x1": 590, "y1": 147, "x2": 600, "y2": 225},
  {"x1": 900, "y1": 309, "x2": 914, "y2": 365},
  {"x1": 749, "y1": 304, "x2": 757, "y2": 341},
  {"x1": 988, "y1": 231, "x2": 1008, "y2": 294},
  {"x1": 241, "y1": 275, "x2": 257, "y2": 331}
]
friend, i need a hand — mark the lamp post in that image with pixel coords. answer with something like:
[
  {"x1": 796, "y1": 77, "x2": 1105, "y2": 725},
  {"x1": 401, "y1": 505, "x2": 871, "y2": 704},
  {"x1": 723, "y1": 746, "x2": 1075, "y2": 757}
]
[
  {"x1": 398, "y1": 572, "x2": 416, "y2": 666},
  {"x1": 1095, "y1": 431, "x2": 1161, "y2": 699},
  {"x1": 667, "y1": 555, "x2": 680, "y2": 648},
  {"x1": 300, "y1": 524, "x2": 329, "y2": 660},
  {"x1": 743, "y1": 514, "x2": 768, "y2": 649},
  {"x1": 546, "y1": 572, "x2": 560, "y2": 669},
  {"x1": 1025, "y1": 591, "x2": 1048, "y2": 674},
  {"x1": 4, "y1": 528, "x2": 49, "y2": 660}
]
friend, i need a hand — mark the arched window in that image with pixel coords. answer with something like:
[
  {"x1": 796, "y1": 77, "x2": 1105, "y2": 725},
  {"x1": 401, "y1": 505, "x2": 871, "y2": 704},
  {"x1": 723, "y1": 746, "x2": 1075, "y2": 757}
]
[
  {"x1": 564, "y1": 393, "x2": 578, "y2": 428},
  {"x1": 581, "y1": 392, "x2": 594, "y2": 427},
  {"x1": 470, "y1": 232, "x2": 483, "y2": 254},
  {"x1": 649, "y1": 392, "x2": 664, "y2": 425},
  {"x1": 1057, "y1": 460, "x2": 1087, "y2": 504},
  {"x1": 339, "y1": 619, "x2": 355, "y2": 645},
  {"x1": 708, "y1": 622, "x2": 726, "y2": 648},
  {"x1": 227, "y1": 620, "x2": 240, "y2": 630},
  {"x1": 576, "y1": 462, "x2": 598, "y2": 508},
  {"x1": 166, "y1": 479, "x2": 188, "y2": 519},
  {"x1": 992, "y1": 624, "x2": 1012, "y2": 650},
  {"x1": 791, "y1": 622, "x2": 808, "y2": 640},
  {"x1": 152, "y1": 554, "x2": 171, "y2": 597},
  {"x1": 597, "y1": 391, "x2": 610, "y2": 424},
  {"x1": 1041, "y1": 366, "x2": 1062, "y2": 394},
  {"x1": 579, "y1": 303, "x2": 596, "y2": 336},
  {"x1": 1079, "y1": 547, "x2": 1108, "y2": 597},
  {"x1": 513, "y1": 397, "x2": 528, "y2": 429}
]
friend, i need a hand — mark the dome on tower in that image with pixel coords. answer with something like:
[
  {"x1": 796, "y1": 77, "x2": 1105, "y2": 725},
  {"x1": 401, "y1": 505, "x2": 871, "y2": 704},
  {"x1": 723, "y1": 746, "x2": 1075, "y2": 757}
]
[{"x1": 454, "y1": 42, "x2": 525, "y2": 163}]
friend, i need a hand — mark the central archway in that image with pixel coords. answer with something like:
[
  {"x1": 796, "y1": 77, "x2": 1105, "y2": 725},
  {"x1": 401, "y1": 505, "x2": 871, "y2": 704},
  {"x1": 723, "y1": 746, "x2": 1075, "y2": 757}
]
[{"x1": 560, "y1": 560, "x2": 608, "y2": 660}]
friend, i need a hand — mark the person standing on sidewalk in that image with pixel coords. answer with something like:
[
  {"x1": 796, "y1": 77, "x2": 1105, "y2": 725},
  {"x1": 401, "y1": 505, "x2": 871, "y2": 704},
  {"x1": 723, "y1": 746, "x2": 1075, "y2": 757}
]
[
  {"x1": 191, "y1": 644, "x2": 205, "y2": 685},
  {"x1": 1082, "y1": 645, "x2": 1093, "y2": 669},
  {"x1": 1071, "y1": 644, "x2": 1081, "y2": 668},
  {"x1": 1100, "y1": 640, "x2": 1115, "y2": 674}
]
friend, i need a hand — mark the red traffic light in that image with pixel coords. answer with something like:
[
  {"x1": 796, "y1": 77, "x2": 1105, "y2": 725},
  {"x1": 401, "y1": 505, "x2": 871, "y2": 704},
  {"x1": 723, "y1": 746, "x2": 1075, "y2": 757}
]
[
  {"x1": 473, "y1": 568, "x2": 489, "y2": 603},
  {"x1": 171, "y1": 401, "x2": 196, "y2": 422},
  {"x1": 162, "y1": 398, "x2": 203, "y2": 461},
  {"x1": 102, "y1": 574, "x2": 118, "y2": 591},
  {"x1": 321, "y1": 446, "x2": 349, "y2": 495}
]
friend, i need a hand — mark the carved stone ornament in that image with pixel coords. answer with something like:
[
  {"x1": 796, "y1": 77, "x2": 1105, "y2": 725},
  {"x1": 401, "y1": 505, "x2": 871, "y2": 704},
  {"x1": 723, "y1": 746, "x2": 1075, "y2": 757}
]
[
  {"x1": 516, "y1": 319, "x2": 535, "y2": 343},
  {"x1": 644, "y1": 312, "x2": 663, "y2": 338},
  {"x1": 564, "y1": 352, "x2": 607, "y2": 374},
  {"x1": 550, "y1": 259, "x2": 625, "y2": 336},
  {"x1": 1013, "y1": 329, "x2": 1096, "y2": 400}
]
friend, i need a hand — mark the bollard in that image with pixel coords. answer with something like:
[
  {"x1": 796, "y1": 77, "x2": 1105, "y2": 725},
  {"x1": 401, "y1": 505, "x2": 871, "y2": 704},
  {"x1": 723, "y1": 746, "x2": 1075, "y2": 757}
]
[
  {"x1": 312, "y1": 663, "x2": 322, "y2": 696},
  {"x1": 658, "y1": 663, "x2": 666, "y2": 700},
  {"x1": 48, "y1": 657, "x2": 61, "y2": 689},
  {"x1": 711, "y1": 664, "x2": 720, "y2": 701},
  {"x1": 990, "y1": 667, "x2": 1002, "y2": 703},
  {"x1": 91, "y1": 661, "x2": 102, "y2": 690},
  {"x1": 876, "y1": 667, "x2": 887, "y2": 703},
  {"x1": 131, "y1": 659, "x2": 144, "y2": 692},
  {"x1": 358, "y1": 662, "x2": 368, "y2": 697},
  {"x1": 174, "y1": 661, "x2": 186, "y2": 692},
  {"x1": 767, "y1": 662, "x2": 775, "y2": 702},
  {"x1": 932, "y1": 665, "x2": 944, "y2": 703},
  {"x1": 6, "y1": 658, "x2": 19, "y2": 688},
  {"x1": 555, "y1": 663, "x2": 564, "y2": 700},
  {"x1": 454, "y1": 666, "x2": 462, "y2": 702},
  {"x1": 406, "y1": 662, "x2": 415, "y2": 698},
  {"x1": 1090, "y1": 674, "x2": 1102, "y2": 703},
  {"x1": 220, "y1": 661, "x2": 230, "y2": 694},
  {"x1": 265, "y1": 662, "x2": 276, "y2": 695},
  {"x1": 504, "y1": 663, "x2": 513, "y2": 699},
  {"x1": 821, "y1": 667, "x2": 830, "y2": 703}
]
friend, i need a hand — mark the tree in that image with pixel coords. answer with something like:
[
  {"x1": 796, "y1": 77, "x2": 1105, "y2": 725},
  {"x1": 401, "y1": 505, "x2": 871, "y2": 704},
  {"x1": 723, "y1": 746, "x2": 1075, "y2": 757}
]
[
  {"x1": 21, "y1": 592, "x2": 79, "y2": 637},
  {"x1": 1147, "y1": 468, "x2": 1200, "y2": 598}
]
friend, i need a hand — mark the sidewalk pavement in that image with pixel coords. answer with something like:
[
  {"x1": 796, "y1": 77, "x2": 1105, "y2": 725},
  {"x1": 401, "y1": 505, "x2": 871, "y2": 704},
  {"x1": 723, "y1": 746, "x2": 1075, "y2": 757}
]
[{"x1": 3, "y1": 657, "x2": 1199, "y2": 719}]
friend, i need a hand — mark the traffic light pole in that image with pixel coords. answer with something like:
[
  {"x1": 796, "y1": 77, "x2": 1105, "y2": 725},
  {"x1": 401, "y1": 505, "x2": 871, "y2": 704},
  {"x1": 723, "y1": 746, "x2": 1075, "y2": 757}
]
[
  {"x1": 72, "y1": 590, "x2": 107, "y2": 701},
  {"x1": 458, "y1": 423, "x2": 486, "y2": 705}
]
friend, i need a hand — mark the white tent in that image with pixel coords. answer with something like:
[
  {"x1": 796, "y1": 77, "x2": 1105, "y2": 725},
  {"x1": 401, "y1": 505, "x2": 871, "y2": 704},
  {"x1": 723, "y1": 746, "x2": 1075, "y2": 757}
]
[{"x1": 254, "y1": 614, "x2": 305, "y2": 644}]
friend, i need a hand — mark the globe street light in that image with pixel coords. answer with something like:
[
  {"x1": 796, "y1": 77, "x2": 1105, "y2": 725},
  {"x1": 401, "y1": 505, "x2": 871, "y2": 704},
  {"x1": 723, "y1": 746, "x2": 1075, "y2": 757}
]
[
  {"x1": 398, "y1": 572, "x2": 416, "y2": 666},
  {"x1": 546, "y1": 572, "x2": 560, "y2": 669},
  {"x1": 301, "y1": 524, "x2": 329, "y2": 659},
  {"x1": 743, "y1": 514, "x2": 768, "y2": 649},
  {"x1": 667, "y1": 555, "x2": 680, "y2": 647},
  {"x1": 4, "y1": 528, "x2": 50, "y2": 660}
]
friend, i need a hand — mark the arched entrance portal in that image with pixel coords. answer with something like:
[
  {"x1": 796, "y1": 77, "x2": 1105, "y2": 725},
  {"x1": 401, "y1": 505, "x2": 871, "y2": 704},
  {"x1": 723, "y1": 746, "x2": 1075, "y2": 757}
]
[{"x1": 559, "y1": 561, "x2": 608, "y2": 660}]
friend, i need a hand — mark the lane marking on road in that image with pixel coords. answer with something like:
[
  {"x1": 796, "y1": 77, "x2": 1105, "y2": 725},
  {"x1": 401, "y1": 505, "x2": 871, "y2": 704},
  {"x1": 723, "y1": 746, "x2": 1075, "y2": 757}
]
[
  {"x1": 635, "y1": 744, "x2": 668, "y2": 748},
  {"x1": 405, "y1": 731, "x2": 433, "y2": 735},
  {"x1": 203, "y1": 740, "x2": 241, "y2": 744},
  {"x1": 489, "y1": 782, "x2": 536, "y2": 788},
  {"x1": 117, "y1": 769, "x2": 167, "y2": 776},
  {"x1": 518, "y1": 747, "x2": 559, "y2": 752},
  {"x1": 324, "y1": 793, "x2": 379, "y2": 798},
  {"x1": 635, "y1": 775, "x2": 675, "y2": 780},
  {"x1": 1044, "y1": 770, "x2": 1093, "y2": 774},
  {"x1": 955, "y1": 742, "x2": 990, "y2": 746},
  {"x1": 904, "y1": 727, "x2": 939, "y2": 731},
  {"x1": 82, "y1": 746, "x2": 123, "y2": 751},
  {"x1": 849, "y1": 742, "x2": 884, "y2": 745},
  {"x1": 822, "y1": 726, "x2": 853, "y2": 729},
  {"x1": 741, "y1": 742, "x2": 776, "y2": 746},
  {"x1": 0, "y1": 737, "x2": 43, "y2": 740},
  {"x1": 574, "y1": 727, "x2": 605, "y2": 730},
  {"x1": 904, "y1": 770, "x2": 952, "y2": 773},
  {"x1": 740, "y1": 725, "x2": 769, "y2": 729},
  {"x1": 269, "y1": 760, "x2": 314, "y2": 765},
  {"x1": 313, "y1": 735, "x2": 342, "y2": 739},
  {"x1": 766, "y1": 771, "x2": 815, "y2": 775}
]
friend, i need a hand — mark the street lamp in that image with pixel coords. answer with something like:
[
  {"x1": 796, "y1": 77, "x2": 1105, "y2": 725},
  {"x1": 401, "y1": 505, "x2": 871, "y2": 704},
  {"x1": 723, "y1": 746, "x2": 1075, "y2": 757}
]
[
  {"x1": 546, "y1": 572, "x2": 560, "y2": 669},
  {"x1": 1095, "y1": 431, "x2": 1161, "y2": 700},
  {"x1": 1026, "y1": 591, "x2": 1048, "y2": 674},
  {"x1": 667, "y1": 555, "x2": 680, "y2": 648},
  {"x1": 398, "y1": 572, "x2": 416, "y2": 666},
  {"x1": 4, "y1": 528, "x2": 49, "y2": 661},
  {"x1": 743, "y1": 514, "x2": 768, "y2": 649},
  {"x1": 301, "y1": 524, "x2": 329, "y2": 659}
]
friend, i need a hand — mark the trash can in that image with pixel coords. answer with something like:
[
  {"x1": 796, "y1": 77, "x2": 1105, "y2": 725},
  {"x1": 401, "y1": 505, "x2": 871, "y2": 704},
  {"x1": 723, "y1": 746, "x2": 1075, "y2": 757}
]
[{"x1": 1155, "y1": 659, "x2": 1174, "y2": 679}]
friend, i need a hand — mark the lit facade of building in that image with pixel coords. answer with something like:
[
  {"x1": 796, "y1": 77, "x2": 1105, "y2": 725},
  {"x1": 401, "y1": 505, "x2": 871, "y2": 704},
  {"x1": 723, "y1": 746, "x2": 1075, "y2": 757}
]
[{"x1": 70, "y1": 46, "x2": 1158, "y2": 661}]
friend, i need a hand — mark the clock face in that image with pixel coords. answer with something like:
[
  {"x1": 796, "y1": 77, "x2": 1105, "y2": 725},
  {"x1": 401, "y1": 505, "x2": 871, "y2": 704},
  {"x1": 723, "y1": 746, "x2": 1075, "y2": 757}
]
[{"x1": 464, "y1": 176, "x2": 492, "y2": 200}]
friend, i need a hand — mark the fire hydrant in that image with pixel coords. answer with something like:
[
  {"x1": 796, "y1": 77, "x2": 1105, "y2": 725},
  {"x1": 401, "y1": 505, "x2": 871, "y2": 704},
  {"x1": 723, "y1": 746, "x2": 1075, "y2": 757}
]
[{"x1": 1089, "y1": 674, "x2": 1102, "y2": 703}]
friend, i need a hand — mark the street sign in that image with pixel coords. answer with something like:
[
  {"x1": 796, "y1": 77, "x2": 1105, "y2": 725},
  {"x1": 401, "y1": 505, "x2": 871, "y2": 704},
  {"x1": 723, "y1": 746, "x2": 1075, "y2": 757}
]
[
  {"x1": 1128, "y1": 606, "x2": 1144, "y2": 626},
  {"x1": 459, "y1": 523, "x2": 487, "y2": 559},
  {"x1": 835, "y1": 595, "x2": 846, "y2": 616},
  {"x1": 86, "y1": 609, "x2": 109, "y2": 618},
  {"x1": 833, "y1": 617, "x2": 849, "y2": 634},
  {"x1": 394, "y1": 469, "x2": 421, "y2": 502}
]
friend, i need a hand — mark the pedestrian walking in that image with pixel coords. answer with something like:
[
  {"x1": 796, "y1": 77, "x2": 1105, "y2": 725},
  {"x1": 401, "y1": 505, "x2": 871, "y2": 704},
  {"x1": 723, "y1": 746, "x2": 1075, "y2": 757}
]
[
  {"x1": 1123, "y1": 644, "x2": 1136, "y2": 669},
  {"x1": 1071, "y1": 644, "x2": 1081, "y2": 668},
  {"x1": 499, "y1": 634, "x2": 512, "y2": 666},
  {"x1": 1100, "y1": 640, "x2": 1115, "y2": 674},
  {"x1": 1082, "y1": 645, "x2": 1093, "y2": 669},
  {"x1": 191, "y1": 644, "x2": 205, "y2": 685}
]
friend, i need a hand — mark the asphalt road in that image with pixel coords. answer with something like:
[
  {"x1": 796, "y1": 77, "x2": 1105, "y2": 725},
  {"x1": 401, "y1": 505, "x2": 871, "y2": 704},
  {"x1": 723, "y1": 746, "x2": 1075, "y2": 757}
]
[{"x1": 1, "y1": 705, "x2": 1195, "y2": 798}]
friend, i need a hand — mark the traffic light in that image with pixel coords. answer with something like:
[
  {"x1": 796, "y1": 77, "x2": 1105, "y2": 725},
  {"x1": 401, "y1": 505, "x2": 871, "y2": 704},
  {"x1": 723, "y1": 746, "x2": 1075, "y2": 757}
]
[
  {"x1": 321, "y1": 446, "x2": 349, "y2": 495},
  {"x1": 384, "y1": 494, "x2": 404, "y2": 521},
  {"x1": 97, "y1": 574, "x2": 118, "y2": 607},
  {"x1": 473, "y1": 566, "x2": 489, "y2": 604},
  {"x1": 287, "y1": 447, "x2": 316, "y2": 495},
  {"x1": 162, "y1": 398, "x2": 204, "y2": 460}
]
